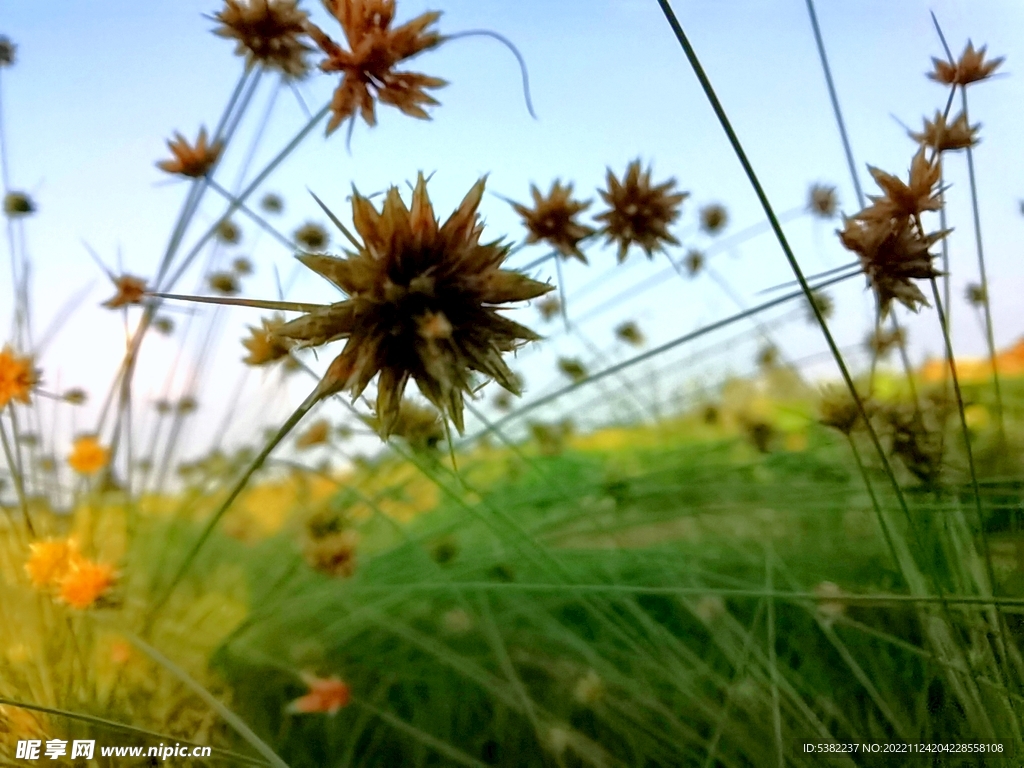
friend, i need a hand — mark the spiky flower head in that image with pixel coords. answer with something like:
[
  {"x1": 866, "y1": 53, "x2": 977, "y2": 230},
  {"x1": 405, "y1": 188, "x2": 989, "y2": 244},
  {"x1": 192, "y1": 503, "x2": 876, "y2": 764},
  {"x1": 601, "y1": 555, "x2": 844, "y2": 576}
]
[
  {"x1": 208, "y1": 271, "x2": 241, "y2": 295},
  {"x1": 307, "y1": 0, "x2": 447, "y2": 134},
  {"x1": 595, "y1": 160, "x2": 687, "y2": 263},
  {"x1": 233, "y1": 256, "x2": 254, "y2": 274},
  {"x1": 928, "y1": 41, "x2": 1004, "y2": 88},
  {"x1": 3, "y1": 192, "x2": 35, "y2": 217},
  {"x1": 699, "y1": 203, "x2": 728, "y2": 235},
  {"x1": 157, "y1": 127, "x2": 223, "y2": 178},
  {"x1": 818, "y1": 384, "x2": 862, "y2": 435},
  {"x1": 860, "y1": 148, "x2": 942, "y2": 223},
  {"x1": 275, "y1": 173, "x2": 551, "y2": 434},
  {"x1": 261, "y1": 192, "x2": 284, "y2": 213},
  {"x1": 615, "y1": 320, "x2": 644, "y2": 347},
  {"x1": 213, "y1": 0, "x2": 313, "y2": 78},
  {"x1": 557, "y1": 357, "x2": 588, "y2": 383},
  {"x1": 216, "y1": 219, "x2": 242, "y2": 244},
  {"x1": 58, "y1": 559, "x2": 115, "y2": 609},
  {"x1": 510, "y1": 180, "x2": 595, "y2": 263},
  {"x1": 368, "y1": 399, "x2": 443, "y2": 449},
  {"x1": 909, "y1": 111, "x2": 979, "y2": 153},
  {"x1": 536, "y1": 294, "x2": 561, "y2": 322},
  {"x1": 808, "y1": 184, "x2": 838, "y2": 218},
  {"x1": 0, "y1": 345, "x2": 39, "y2": 409},
  {"x1": 295, "y1": 222, "x2": 330, "y2": 250},
  {"x1": 965, "y1": 282, "x2": 987, "y2": 307},
  {"x1": 68, "y1": 436, "x2": 109, "y2": 475},
  {"x1": 102, "y1": 275, "x2": 148, "y2": 309},
  {"x1": 242, "y1": 313, "x2": 295, "y2": 365}
]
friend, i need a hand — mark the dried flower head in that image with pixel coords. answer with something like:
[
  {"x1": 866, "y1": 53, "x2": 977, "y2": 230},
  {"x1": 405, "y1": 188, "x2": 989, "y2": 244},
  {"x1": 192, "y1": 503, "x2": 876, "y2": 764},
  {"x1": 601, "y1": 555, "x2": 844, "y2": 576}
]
[
  {"x1": 59, "y1": 559, "x2": 115, "y2": 609},
  {"x1": 157, "y1": 127, "x2": 223, "y2": 178},
  {"x1": 808, "y1": 184, "x2": 838, "y2": 218},
  {"x1": 493, "y1": 390, "x2": 513, "y2": 411},
  {"x1": 102, "y1": 274, "x2": 148, "y2": 309},
  {"x1": 839, "y1": 215, "x2": 947, "y2": 316},
  {"x1": 615, "y1": 320, "x2": 644, "y2": 346},
  {"x1": 287, "y1": 673, "x2": 351, "y2": 714},
  {"x1": 216, "y1": 219, "x2": 242, "y2": 244},
  {"x1": 806, "y1": 290, "x2": 834, "y2": 323},
  {"x1": 818, "y1": 384, "x2": 862, "y2": 435},
  {"x1": 928, "y1": 41, "x2": 1004, "y2": 88},
  {"x1": 68, "y1": 436, "x2": 109, "y2": 475},
  {"x1": 0, "y1": 36, "x2": 15, "y2": 67},
  {"x1": 261, "y1": 192, "x2": 284, "y2": 213},
  {"x1": 883, "y1": 400, "x2": 945, "y2": 486},
  {"x1": 909, "y1": 110, "x2": 979, "y2": 153},
  {"x1": 295, "y1": 418, "x2": 331, "y2": 449},
  {"x1": 153, "y1": 316, "x2": 175, "y2": 335},
  {"x1": 25, "y1": 538, "x2": 80, "y2": 589},
  {"x1": 0, "y1": 345, "x2": 39, "y2": 409},
  {"x1": 273, "y1": 173, "x2": 550, "y2": 434},
  {"x1": 177, "y1": 396, "x2": 199, "y2": 414},
  {"x1": 294, "y1": 222, "x2": 330, "y2": 250},
  {"x1": 511, "y1": 180, "x2": 595, "y2": 263},
  {"x1": 307, "y1": 0, "x2": 447, "y2": 134},
  {"x1": 213, "y1": 0, "x2": 313, "y2": 78},
  {"x1": 242, "y1": 313, "x2": 295, "y2": 365},
  {"x1": 595, "y1": 160, "x2": 687, "y2": 262},
  {"x1": 536, "y1": 295, "x2": 561, "y2": 322},
  {"x1": 557, "y1": 357, "x2": 588, "y2": 383},
  {"x1": 3, "y1": 191, "x2": 35, "y2": 217},
  {"x1": 684, "y1": 249, "x2": 704, "y2": 277},
  {"x1": 965, "y1": 282, "x2": 987, "y2": 307},
  {"x1": 699, "y1": 203, "x2": 728, "y2": 235},
  {"x1": 154, "y1": 399, "x2": 173, "y2": 415},
  {"x1": 866, "y1": 326, "x2": 905, "y2": 359},
  {"x1": 63, "y1": 388, "x2": 88, "y2": 405},
  {"x1": 232, "y1": 256, "x2": 254, "y2": 275},
  {"x1": 368, "y1": 399, "x2": 443, "y2": 449},
  {"x1": 208, "y1": 271, "x2": 241, "y2": 295}
]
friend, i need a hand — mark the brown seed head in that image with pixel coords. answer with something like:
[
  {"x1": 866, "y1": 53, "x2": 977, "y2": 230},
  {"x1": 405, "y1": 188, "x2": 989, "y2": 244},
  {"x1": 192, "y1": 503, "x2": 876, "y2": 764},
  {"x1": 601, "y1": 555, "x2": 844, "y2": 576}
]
[
  {"x1": 216, "y1": 219, "x2": 242, "y2": 244},
  {"x1": 177, "y1": 396, "x2": 198, "y2": 415},
  {"x1": 928, "y1": 41, "x2": 1004, "y2": 88},
  {"x1": 368, "y1": 399, "x2": 443, "y2": 450},
  {"x1": 0, "y1": 36, "x2": 15, "y2": 67},
  {"x1": 294, "y1": 222, "x2": 330, "y2": 250},
  {"x1": 536, "y1": 295, "x2": 561, "y2": 322},
  {"x1": 261, "y1": 192, "x2": 284, "y2": 213},
  {"x1": 232, "y1": 256, "x2": 254, "y2": 274},
  {"x1": 699, "y1": 203, "x2": 728, "y2": 235},
  {"x1": 909, "y1": 111, "x2": 979, "y2": 153},
  {"x1": 153, "y1": 316, "x2": 175, "y2": 335},
  {"x1": 684, "y1": 249, "x2": 704, "y2": 277},
  {"x1": 3, "y1": 192, "x2": 35, "y2": 217},
  {"x1": 818, "y1": 384, "x2": 862, "y2": 435},
  {"x1": 208, "y1": 271, "x2": 241, "y2": 295},
  {"x1": 808, "y1": 184, "x2": 838, "y2": 218},
  {"x1": 595, "y1": 160, "x2": 687, "y2": 262},
  {"x1": 213, "y1": 0, "x2": 313, "y2": 78},
  {"x1": 615, "y1": 320, "x2": 644, "y2": 347},
  {"x1": 511, "y1": 180, "x2": 595, "y2": 263},
  {"x1": 859, "y1": 147, "x2": 941, "y2": 223},
  {"x1": 102, "y1": 275, "x2": 148, "y2": 309},
  {"x1": 965, "y1": 282, "x2": 987, "y2": 307},
  {"x1": 557, "y1": 357, "x2": 588, "y2": 383},
  {"x1": 307, "y1": 0, "x2": 447, "y2": 134},
  {"x1": 157, "y1": 127, "x2": 223, "y2": 178},
  {"x1": 242, "y1": 313, "x2": 296, "y2": 365},
  {"x1": 276, "y1": 173, "x2": 550, "y2": 434}
]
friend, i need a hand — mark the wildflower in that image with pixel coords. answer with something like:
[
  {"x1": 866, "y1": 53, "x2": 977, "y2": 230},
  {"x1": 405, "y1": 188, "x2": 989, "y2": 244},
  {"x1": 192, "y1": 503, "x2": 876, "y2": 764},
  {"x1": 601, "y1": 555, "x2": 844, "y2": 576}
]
[
  {"x1": 307, "y1": 0, "x2": 447, "y2": 134},
  {"x1": 557, "y1": 357, "x2": 588, "y2": 383},
  {"x1": 102, "y1": 274, "x2": 148, "y2": 309},
  {"x1": 536, "y1": 294, "x2": 561, "y2": 322},
  {"x1": 909, "y1": 110, "x2": 979, "y2": 153},
  {"x1": 0, "y1": 345, "x2": 38, "y2": 408},
  {"x1": 216, "y1": 219, "x2": 242, "y2": 244},
  {"x1": 928, "y1": 41, "x2": 1004, "y2": 88},
  {"x1": 274, "y1": 174, "x2": 550, "y2": 434},
  {"x1": 242, "y1": 313, "x2": 295, "y2": 365},
  {"x1": 684, "y1": 249, "x2": 704, "y2": 277},
  {"x1": 208, "y1": 271, "x2": 240, "y2": 295},
  {"x1": 287, "y1": 673, "x2": 351, "y2": 714},
  {"x1": 510, "y1": 180, "x2": 595, "y2": 263},
  {"x1": 806, "y1": 290, "x2": 834, "y2": 323},
  {"x1": 965, "y1": 282, "x2": 987, "y2": 306},
  {"x1": 261, "y1": 192, "x2": 284, "y2": 213},
  {"x1": 25, "y1": 538, "x2": 80, "y2": 589},
  {"x1": 615, "y1": 320, "x2": 644, "y2": 346},
  {"x1": 838, "y1": 215, "x2": 947, "y2": 316},
  {"x1": 3, "y1": 191, "x2": 35, "y2": 217},
  {"x1": 0, "y1": 36, "x2": 15, "y2": 67},
  {"x1": 859, "y1": 147, "x2": 941, "y2": 223},
  {"x1": 304, "y1": 529, "x2": 358, "y2": 577},
  {"x1": 58, "y1": 559, "x2": 115, "y2": 609},
  {"x1": 699, "y1": 203, "x2": 728, "y2": 235},
  {"x1": 63, "y1": 388, "x2": 88, "y2": 405},
  {"x1": 808, "y1": 184, "x2": 838, "y2": 218},
  {"x1": 595, "y1": 160, "x2": 687, "y2": 262},
  {"x1": 295, "y1": 418, "x2": 330, "y2": 449},
  {"x1": 157, "y1": 127, "x2": 223, "y2": 178},
  {"x1": 232, "y1": 256, "x2": 254, "y2": 274},
  {"x1": 818, "y1": 384, "x2": 862, "y2": 435},
  {"x1": 68, "y1": 436, "x2": 109, "y2": 475},
  {"x1": 213, "y1": 0, "x2": 313, "y2": 78},
  {"x1": 294, "y1": 222, "x2": 329, "y2": 250}
]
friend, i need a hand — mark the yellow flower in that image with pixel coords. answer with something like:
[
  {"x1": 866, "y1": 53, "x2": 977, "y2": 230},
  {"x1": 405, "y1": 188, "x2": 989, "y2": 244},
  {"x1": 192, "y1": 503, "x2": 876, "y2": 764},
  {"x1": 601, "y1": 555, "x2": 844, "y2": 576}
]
[
  {"x1": 25, "y1": 538, "x2": 80, "y2": 589},
  {"x1": 58, "y1": 559, "x2": 115, "y2": 609},
  {"x1": 68, "y1": 436, "x2": 110, "y2": 475},
  {"x1": 0, "y1": 345, "x2": 38, "y2": 409}
]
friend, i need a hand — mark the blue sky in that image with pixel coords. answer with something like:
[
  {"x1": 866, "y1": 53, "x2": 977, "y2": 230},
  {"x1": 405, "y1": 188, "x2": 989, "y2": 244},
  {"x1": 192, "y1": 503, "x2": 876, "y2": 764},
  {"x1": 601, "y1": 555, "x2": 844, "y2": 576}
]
[{"x1": 2, "y1": 0, "x2": 1023, "y2": 465}]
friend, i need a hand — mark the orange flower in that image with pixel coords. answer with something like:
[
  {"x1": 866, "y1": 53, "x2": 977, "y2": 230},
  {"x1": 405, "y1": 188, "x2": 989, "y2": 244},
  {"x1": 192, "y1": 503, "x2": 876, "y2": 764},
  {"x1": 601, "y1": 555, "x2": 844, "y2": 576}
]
[
  {"x1": 68, "y1": 436, "x2": 110, "y2": 475},
  {"x1": 928, "y1": 41, "x2": 1004, "y2": 88},
  {"x1": 25, "y1": 538, "x2": 80, "y2": 589},
  {"x1": 306, "y1": 0, "x2": 447, "y2": 134},
  {"x1": 0, "y1": 345, "x2": 38, "y2": 409},
  {"x1": 58, "y1": 559, "x2": 115, "y2": 609},
  {"x1": 859, "y1": 147, "x2": 941, "y2": 223},
  {"x1": 242, "y1": 313, "x2": 295, "y2": 366},
  {"x1": 102, "y1": 274, "x2": 148, "y2": 309},
  {"x1": 287, "y1": 673, "x2": 351, "y2": 714},
  {"x1": 510, "y1": 181, "x2": 595, "y2": 263},
  {"x1": 157, "y1": 127, "x2": 223, "y2": 178},
  {"x1": 908, "y1": 111, "x2": 979, "y2": 153}
]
